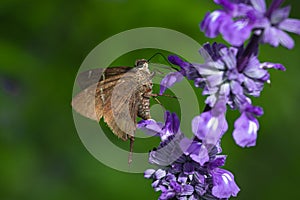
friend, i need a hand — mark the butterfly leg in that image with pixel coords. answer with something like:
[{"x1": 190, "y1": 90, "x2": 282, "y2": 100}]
[
  {"x1": 153, "y1": 96, "x2": 162, "y2": 105},
  {"x1": 128, "y1": 136, "x2": 134, "y2": 165},
  {"x1": 144, "y1": 93, "x2": 178, "y2": 99}
]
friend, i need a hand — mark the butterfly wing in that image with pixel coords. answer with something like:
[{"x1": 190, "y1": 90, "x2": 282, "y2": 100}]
[
  {"x1": 72, "y1": 66, "x2": 132, "y2": 121},
  {"x1": 71, "y1": 83, "x2": 102, "y2": 121},
  {"x1": 71, "y1": 67, "x2": 142, "y2": 141},
  {"x1": 102, "y1": 70, "x2": 142, "y2": 140}
]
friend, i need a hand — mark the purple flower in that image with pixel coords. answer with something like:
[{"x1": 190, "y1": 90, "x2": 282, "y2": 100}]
[
  {"x1": 160, "y1": 55, "x2": 202, "y2": 95},
  {"x1": 138, "y1": 111, "x2": 180, "y2": 142},
  {"x1": 187, "y1": 98, "x2": 228, "y2": 165},
  {"x1": 138, "y1": 111, "x2": 184, "y2": 166},
  {"x1": 140, "y1": 111, "x2": 240, "y2": 199},
  {"x1": 200, "y1": 0, "x2": 300, "y2": 48},
  {"x1": 232, "y1": 111, "x2": 260, "y2": 147},
  {"x1": 200, "y1": 0, "x2": 259, "y2": 46},
  {"x1": 251, "y1": 0, "x2": 300, "y2": 49},
  {"x1": 211, "y1": 168, "x2": 240, "y2": 198},
  {"x1": 160, "y1": 72, "x2": 184, "y2": 95}
]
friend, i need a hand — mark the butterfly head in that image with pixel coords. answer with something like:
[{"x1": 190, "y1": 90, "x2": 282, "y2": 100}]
[{"x1": 135, "y1": 59, "x2": 149, "y2": 70}]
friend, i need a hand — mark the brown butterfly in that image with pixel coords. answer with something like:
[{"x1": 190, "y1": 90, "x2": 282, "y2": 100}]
[{"x1": 71, "y1": 59, "x2": 154, "y2": 163}]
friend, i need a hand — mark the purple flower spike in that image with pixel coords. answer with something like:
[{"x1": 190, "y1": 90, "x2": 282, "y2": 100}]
[
  {"x1": 160, "y1": 42, "x2": 286, "y2": 148},
  {"x1": 211, "y1": 168, "x2": 240, "y2": 198},
  {"x1": 141, "y1": 0, "x2": 298, "y2": 199}
]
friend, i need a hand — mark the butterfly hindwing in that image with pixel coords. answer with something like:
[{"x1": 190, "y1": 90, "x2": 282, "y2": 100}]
[{"x1": 102, "y1": 70, "x2": 143, "y2": 140}]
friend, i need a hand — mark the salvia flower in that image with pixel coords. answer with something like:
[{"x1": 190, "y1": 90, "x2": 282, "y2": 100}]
[{"x1": 139, "y1": 111, "x2": 240, "y2": 199}]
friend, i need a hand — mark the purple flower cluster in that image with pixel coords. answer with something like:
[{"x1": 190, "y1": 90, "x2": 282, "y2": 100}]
[
  {"x1": 201, "y1": 0, "x2": 300, "y2": 48},
  {"x1": 161, "y1": 42, "x2": 285, "y2": 147},
  {"x1": 138, "y1": 111, "x2": 239, "y2": 200},
  {"x1": 140, "y1": 1, "x2": 299, "y2": 199}
]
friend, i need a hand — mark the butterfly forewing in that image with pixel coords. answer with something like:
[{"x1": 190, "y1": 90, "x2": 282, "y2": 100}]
[
  {"x1": 76, "y1": 66, "x2": 132, "y2": 90},
  {"x1": 72, "y1": 66, "x2": 133, "y2": 121}
]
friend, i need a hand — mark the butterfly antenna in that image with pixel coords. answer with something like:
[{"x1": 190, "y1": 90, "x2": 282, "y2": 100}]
[{"x1": 147, "y1": 53, "x2": 179, "y2": 72}]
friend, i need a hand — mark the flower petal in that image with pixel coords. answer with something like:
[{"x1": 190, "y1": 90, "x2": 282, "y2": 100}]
[
  {"x1": 205, "y1": 95, "x2": 217, "y2": 107},
  {"x1": 209, "y1": 155, "x2": 227, "y2": 169},
  {"x1": 144, "y1": 169, "x2": 156, "y2": 178},
  {"x1": 160, "y1": 71, "x2": 184, "y2": 95},
  {"x1": 192, "y1": 113, "x2": 211, "y2": 140},
  {"x1": 262, "y1": 26, "x2": 280, "y2": 47},
  {"x1": 159, "y1": 190, "x2": 176, "y2": 200},
  {"x1": 155, "y1": 169, "x2": 167, "y2": 179},
  {"x1": 162, "y1": 111, "x2": 180, "y2": 141},
  {"x1": 180, "y1": 137, "x2": 196, "y2": 155},
  {"x1": 250, "y1": 0, "x2": 266, "y2": 13},
  {"x1": 279, "y1": 18, "x2": 300, "y2": 35},
  {"x1": 219, "y1": 47, "x2": 238, "y2": 70},
  {"x1": 137, "y1": 119, "x2": 163, "y2": 136},
  {"x1": 243, "y1": 77, "x2": 264, "y2": 96},
  {"x1": 181, "y1": 185, "x2": 194, "y2": 196},
  {"x1": 260, "y1": 62, "x2": 286, "y2": 71},
  {"x1": 178, "y1": 173, "x2": 188, "y2": 183},
  {"x1": 243, "y1": 56, "x2": 268, "y2": 79},
  {"x1": 200, "y1": 11, "x2": 228, "y2": 38},
  {"x1": 270, "y1": 6, "x2": 291, "y2": 25},
  {"x1": 168, "y1": 55, "x2": 189, "y2": 69},
  {"x1": 277, "y1": 29, "x2": 295, "y2": 49},
  {"x1": 190, "y1": 144, "x2": 209, "y2": 166},
  {"x1": 233, "y1": 112, "x2": 259, "y2": 147},
  {"x1": 220, "y1": 18, "x2": 253, "y2": 46},
  {"x1": 183, "y1": 162, "x2": 195, "y2": 175},
  {"x1": 192, "y1": 104, "x2": 227, "y2": 145},
  {"x1": 211, "y1": 168, "x2": 240, "y2": 198}
]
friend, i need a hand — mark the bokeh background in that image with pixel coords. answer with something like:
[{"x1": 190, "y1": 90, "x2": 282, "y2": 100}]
[{"x1": 1, "y1": 0, "x2": 300, "y2": 199}]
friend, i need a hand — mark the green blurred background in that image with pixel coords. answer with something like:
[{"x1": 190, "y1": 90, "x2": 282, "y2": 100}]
[{"x1": 1, "y1": 0, "x2": 300, "y2": 199}]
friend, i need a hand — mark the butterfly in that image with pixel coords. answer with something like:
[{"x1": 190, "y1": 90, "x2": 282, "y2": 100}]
[{"x1": 71, "y1": 59, "x2": 154, "y2": 163}]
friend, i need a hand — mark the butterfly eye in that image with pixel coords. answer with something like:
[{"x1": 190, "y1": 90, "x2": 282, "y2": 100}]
[{"x1": 135, "y1": 59, "x2": 148, "y2": 68}]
